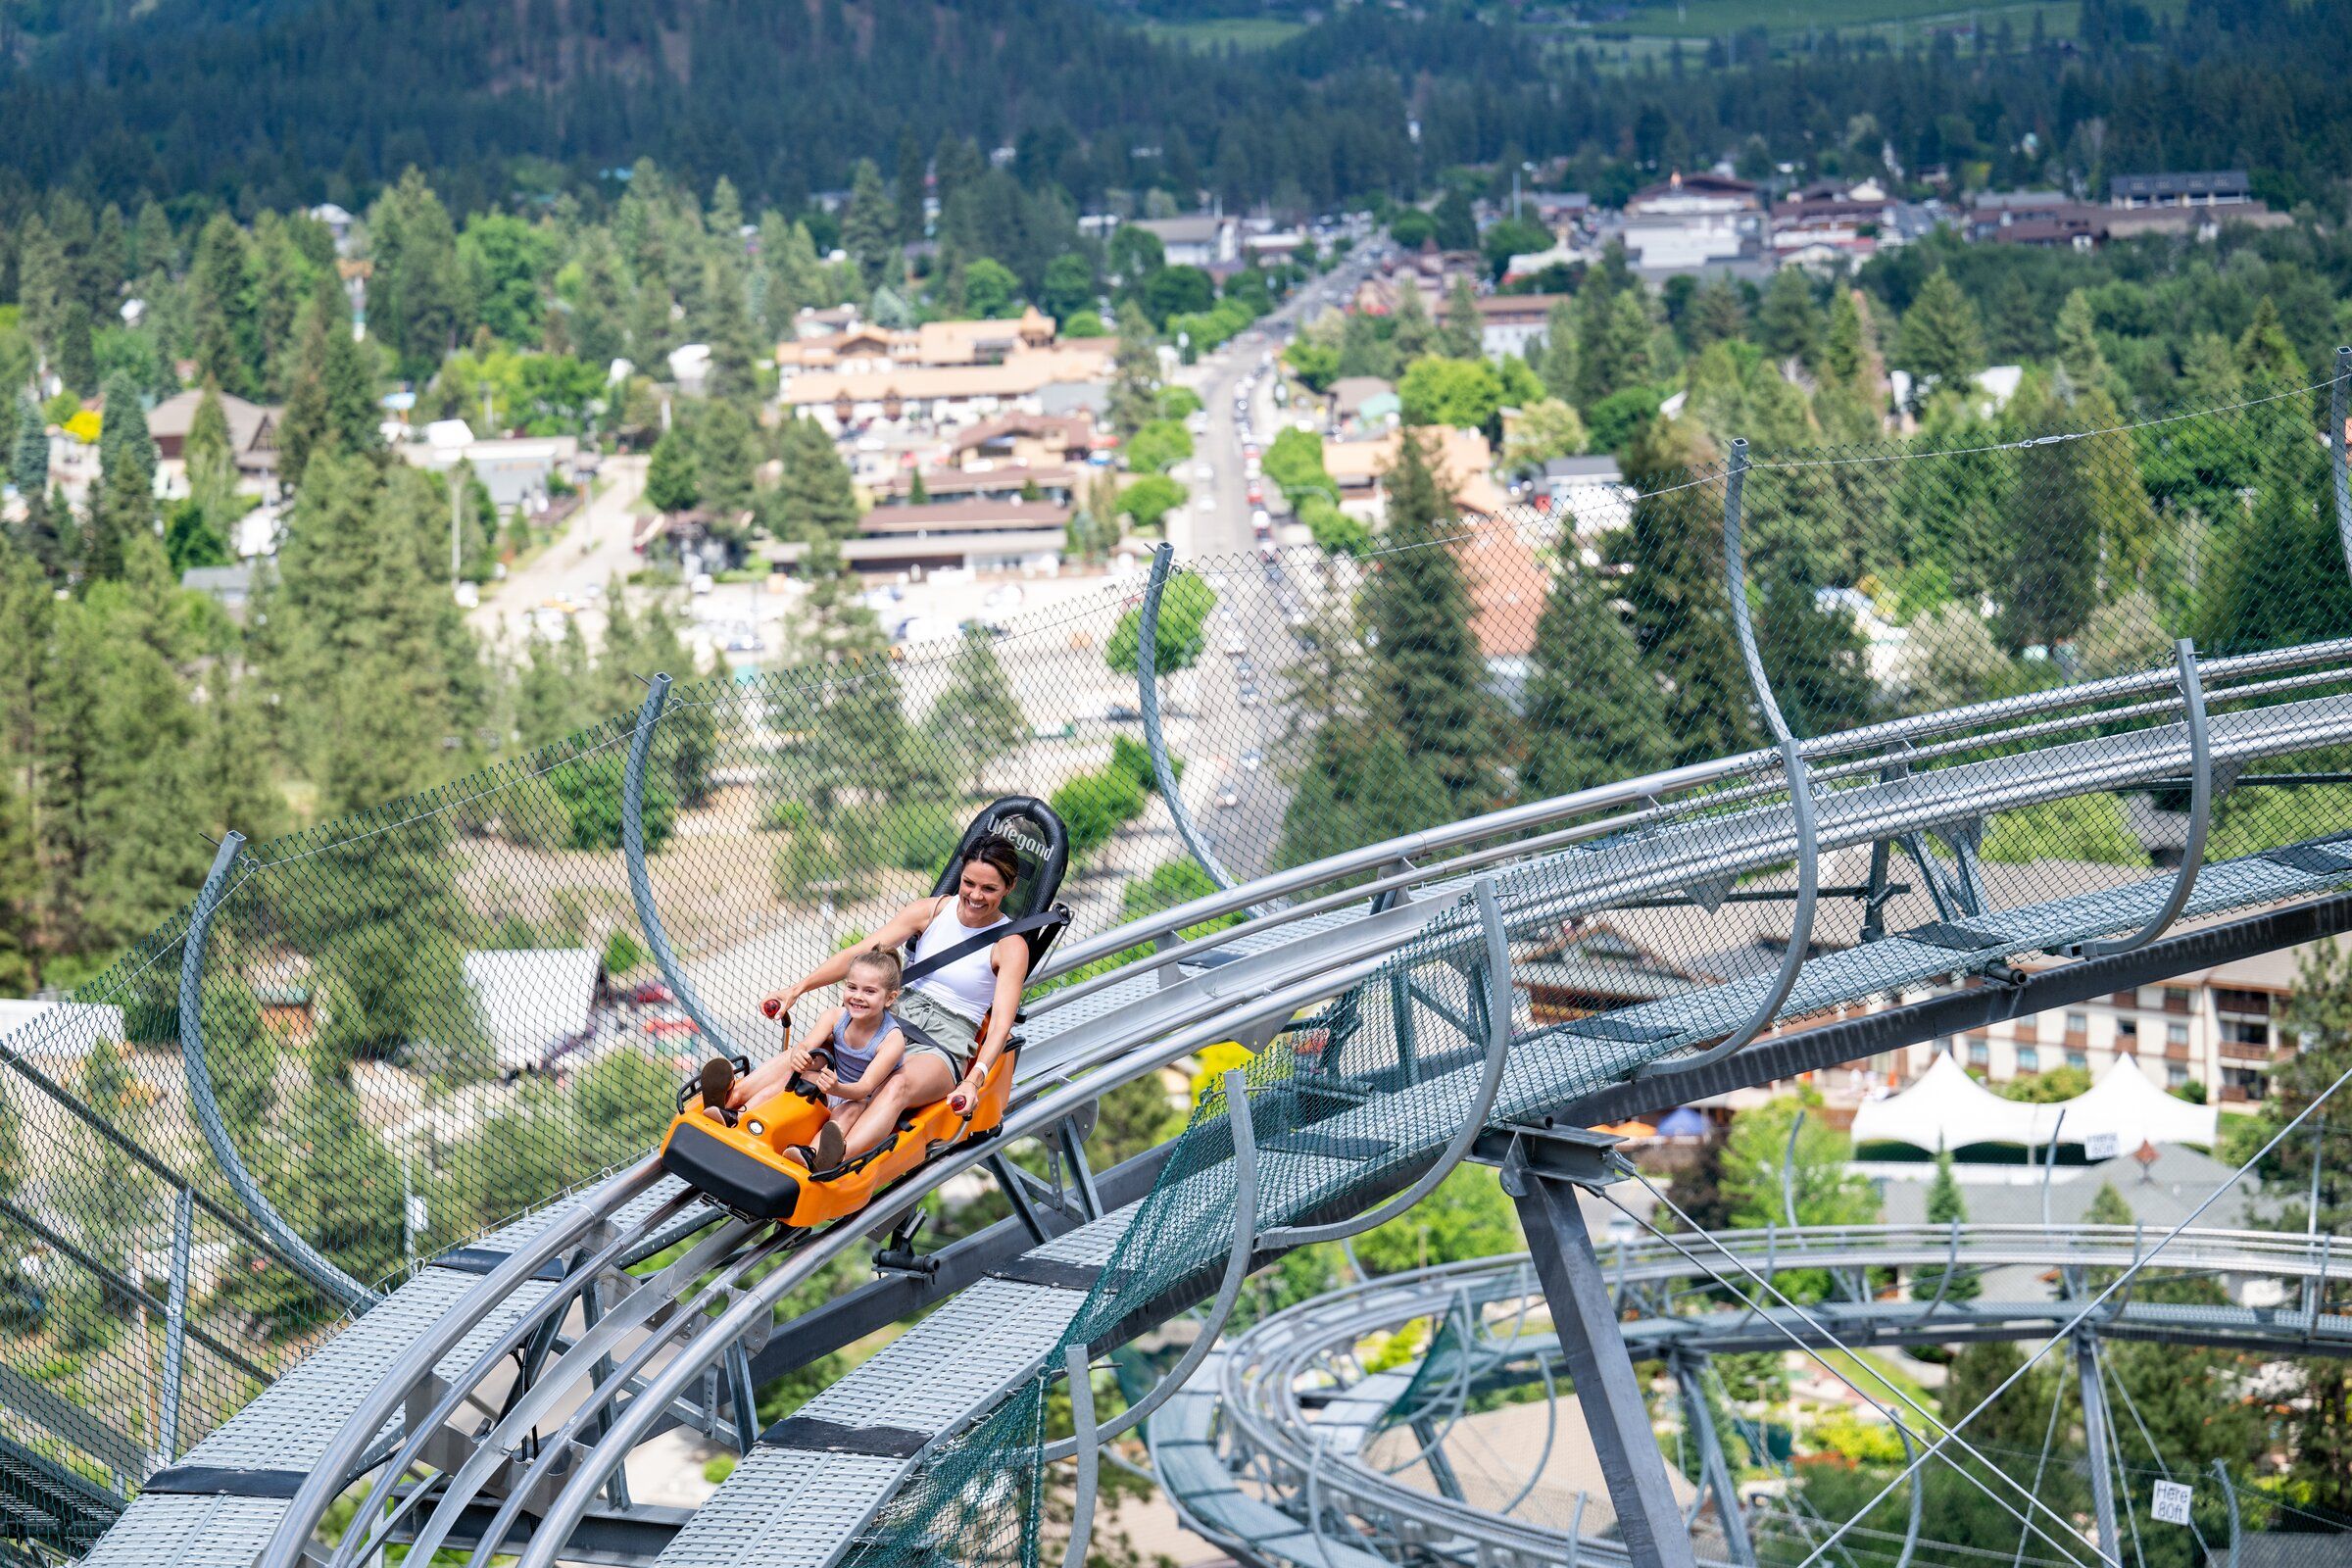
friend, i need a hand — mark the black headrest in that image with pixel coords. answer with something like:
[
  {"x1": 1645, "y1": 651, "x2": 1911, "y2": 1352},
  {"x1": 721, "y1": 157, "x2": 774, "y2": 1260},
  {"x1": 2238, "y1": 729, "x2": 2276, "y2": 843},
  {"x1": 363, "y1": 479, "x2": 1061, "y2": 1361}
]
[{"x1": 930, "y1": 797, "x2": 1070, "y2": 928}]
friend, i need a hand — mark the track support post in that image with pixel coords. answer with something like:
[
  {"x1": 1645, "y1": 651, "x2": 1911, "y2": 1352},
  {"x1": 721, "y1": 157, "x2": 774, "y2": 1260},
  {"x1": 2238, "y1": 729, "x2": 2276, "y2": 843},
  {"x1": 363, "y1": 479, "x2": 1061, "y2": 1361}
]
[
  {"x1": 1501, "y1": 1135, "x2": 1696, "y2": 1568},
  {"x1": 2074, "y1": 1332, "x2": 2122, "y2": 1568},
  {"x1": 1138, "y1": 542, "x2": 1240, "y2": 896},
  {"x1": 1673, "y1": 1351, "x2": 1754, "y2": 1568}
]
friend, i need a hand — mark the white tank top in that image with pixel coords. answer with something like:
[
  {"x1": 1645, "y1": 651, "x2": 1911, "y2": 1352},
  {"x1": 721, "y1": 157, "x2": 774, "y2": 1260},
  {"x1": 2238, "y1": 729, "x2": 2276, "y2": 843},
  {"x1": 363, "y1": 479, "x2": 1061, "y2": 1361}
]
[{"x1": 907, "y1": 902, "x2": 1009, "y2": 1022}]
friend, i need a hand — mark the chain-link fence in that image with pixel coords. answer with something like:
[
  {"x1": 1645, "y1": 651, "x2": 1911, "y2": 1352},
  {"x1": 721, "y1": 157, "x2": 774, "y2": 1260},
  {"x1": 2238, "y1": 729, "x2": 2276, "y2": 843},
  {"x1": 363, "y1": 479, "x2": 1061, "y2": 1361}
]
[{"x1": 8, "y1": 374, "x2": 2352, "y2": 1553}]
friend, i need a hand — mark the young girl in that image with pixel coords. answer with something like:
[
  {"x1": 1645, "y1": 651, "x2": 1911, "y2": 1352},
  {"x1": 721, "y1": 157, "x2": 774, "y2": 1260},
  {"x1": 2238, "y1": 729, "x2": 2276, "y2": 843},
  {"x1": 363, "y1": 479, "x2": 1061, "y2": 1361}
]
[
  {"x1": 740, "y1": 841, "x2": 1033, "y2": 1159},
  {"x1": 747, "y1": 950, "x2": 909, "y2": 1173}
]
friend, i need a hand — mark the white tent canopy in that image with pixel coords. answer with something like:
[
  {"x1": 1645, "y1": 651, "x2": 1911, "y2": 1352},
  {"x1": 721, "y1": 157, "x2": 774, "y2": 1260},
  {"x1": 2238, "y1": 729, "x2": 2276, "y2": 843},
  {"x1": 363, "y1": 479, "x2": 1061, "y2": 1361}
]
[{"x1": 1849, "y1": 1052, "x2": 2216, "y2": 1152}]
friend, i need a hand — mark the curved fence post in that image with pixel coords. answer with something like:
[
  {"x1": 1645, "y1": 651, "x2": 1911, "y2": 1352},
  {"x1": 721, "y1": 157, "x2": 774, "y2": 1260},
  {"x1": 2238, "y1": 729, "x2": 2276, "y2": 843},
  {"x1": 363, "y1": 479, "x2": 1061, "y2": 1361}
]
[
  {"x1": 1640, "y1": 740, "x2": 1817, "y2": 1081},
  {"x1": 1044, "y1": 1067, "x2": 1256, "y2": 1462},
  {"x1": 1261, "y1": 878, "x2": 1512, "y2": 1249},
  {"x1": 1719, "y1": 437, "x2": 1789, "y2": 743},
  {"x1": 1059, "y1": 1343, "x2": 1101, "y2": 1568},
  {"x1": 625, "y1": 673, "x2": 743, "y2": 1062},
  {"x1": 1640, "y1": 440, "x2": 1818, "y2": 1080},
  {"x1": 179, "y1": 831, "x2": 377, "y2": 1311},
  {"x1": 2332, "y1": 347, "x2": 2351, "y2": 582},
  {"x1": 2078, "y1": 640, "x2": 2211, "y2": 957},
  {"x1": 1139, "y1": 542, "x2": 1241, "y2": 896},
  {"x1": 2213, "y1": 1459, "x2": 2240, "y2": 1568}
]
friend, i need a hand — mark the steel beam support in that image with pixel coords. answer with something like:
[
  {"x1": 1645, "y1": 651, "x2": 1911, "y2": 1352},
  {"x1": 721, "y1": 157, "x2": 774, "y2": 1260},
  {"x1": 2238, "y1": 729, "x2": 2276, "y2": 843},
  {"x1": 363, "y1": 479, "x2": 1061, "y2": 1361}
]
[
  {"x1": 1506, "y1": 1167, "x2": 1696, "y2": 1568},
  {"x1": 2074, "y1": 1332, "x2": 2122, "y2": 1568},
  {"x1": 1555, "y1": 891, "x2": 2352, "y2": 1127},
  {"x1": 1138, "y1": 542, "x2": 1240, "y2": 895},
  {"x1": 1674, "y1": 1354, "x2": 1754, "y2": 1568},
  {"x1": 1408, "y1": 1415, "x2": 1468, "y2": 1501},
  {"x1": 157, "y1": 1185, "x2": 195, "y2": 1461},
  {"x1": 177, "y1": 831, "x2": 377, "y2": 1310},
  {"x1": 624, "y1": 672, "x2": 743, "y2": 1062}
]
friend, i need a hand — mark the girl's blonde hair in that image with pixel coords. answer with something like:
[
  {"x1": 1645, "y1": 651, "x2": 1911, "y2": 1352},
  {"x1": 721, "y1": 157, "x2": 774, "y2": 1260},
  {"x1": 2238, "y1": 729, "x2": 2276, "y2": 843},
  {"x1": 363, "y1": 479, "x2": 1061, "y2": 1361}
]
[{"x1": 848, "y1": 949, "x2": 904, "y2": 991}]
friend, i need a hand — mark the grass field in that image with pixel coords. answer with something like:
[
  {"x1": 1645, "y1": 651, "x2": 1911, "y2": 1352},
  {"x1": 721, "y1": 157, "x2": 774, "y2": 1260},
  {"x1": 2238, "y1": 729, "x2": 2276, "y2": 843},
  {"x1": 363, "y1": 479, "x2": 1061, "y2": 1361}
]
[
  {"x1": 1142, "y1": 16, "x2": 1307, "y2": 49},
  {"x1": 1605, "y1": 0, "x2": 2065, "y2": 37}
]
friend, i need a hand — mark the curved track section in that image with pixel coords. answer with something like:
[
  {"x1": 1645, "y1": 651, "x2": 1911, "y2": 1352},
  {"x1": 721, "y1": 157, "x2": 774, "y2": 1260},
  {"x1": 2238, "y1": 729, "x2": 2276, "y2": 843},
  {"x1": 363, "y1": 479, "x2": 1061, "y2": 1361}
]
[
  {"x1": 81, "y1": 628, "x2": 2352, "y2": 1567},
  {"x1": 1166, "y1": 1236, "x2": 2352, "y2": 1568}
]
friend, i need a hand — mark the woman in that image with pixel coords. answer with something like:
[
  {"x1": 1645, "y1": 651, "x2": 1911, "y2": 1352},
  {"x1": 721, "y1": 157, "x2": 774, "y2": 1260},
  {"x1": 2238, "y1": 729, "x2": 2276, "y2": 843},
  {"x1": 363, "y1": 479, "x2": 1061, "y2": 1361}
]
[{"x1": 736, "y1": 840, "x2": 1032, "y2": 1164}]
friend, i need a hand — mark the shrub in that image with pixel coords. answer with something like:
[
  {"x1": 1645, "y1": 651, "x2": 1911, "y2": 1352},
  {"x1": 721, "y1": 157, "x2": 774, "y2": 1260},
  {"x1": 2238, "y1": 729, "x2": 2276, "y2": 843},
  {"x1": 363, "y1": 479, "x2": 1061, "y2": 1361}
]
[
  {"x1": 549, "y1": 753, "x2": 674, "y2": 853},
  {"x1": 1053, "y1": 765, "x2": 1149, "y2": 857},
  {"x1": 875, "y1": 800, "x2": 964, "y2": 873}
]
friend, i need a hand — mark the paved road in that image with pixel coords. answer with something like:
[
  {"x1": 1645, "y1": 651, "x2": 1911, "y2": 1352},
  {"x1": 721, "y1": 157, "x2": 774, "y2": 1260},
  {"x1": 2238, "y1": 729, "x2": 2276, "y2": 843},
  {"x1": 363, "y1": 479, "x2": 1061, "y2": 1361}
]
[
  {"x1": 1166, "y1": 258, "x2": 1376, "y2": 883},
  {"x1": 468, "y1": 453, "x2": 649, "y2": 655}
]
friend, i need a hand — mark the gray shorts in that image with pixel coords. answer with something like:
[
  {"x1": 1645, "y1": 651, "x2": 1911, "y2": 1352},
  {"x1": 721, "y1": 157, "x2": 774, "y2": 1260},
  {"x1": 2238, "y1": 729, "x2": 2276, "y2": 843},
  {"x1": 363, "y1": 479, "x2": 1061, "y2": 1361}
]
[{"x1": 895, "y1": 988, "x2": 979, "y2": 1077}]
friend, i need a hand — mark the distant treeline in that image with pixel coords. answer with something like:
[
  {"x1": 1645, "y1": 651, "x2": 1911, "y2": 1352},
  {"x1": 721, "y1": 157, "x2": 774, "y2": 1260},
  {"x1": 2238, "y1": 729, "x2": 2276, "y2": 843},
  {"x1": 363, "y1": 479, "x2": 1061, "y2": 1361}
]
[{"x1": 0, "y1": 0, "x2": 2347, "y2": 220}]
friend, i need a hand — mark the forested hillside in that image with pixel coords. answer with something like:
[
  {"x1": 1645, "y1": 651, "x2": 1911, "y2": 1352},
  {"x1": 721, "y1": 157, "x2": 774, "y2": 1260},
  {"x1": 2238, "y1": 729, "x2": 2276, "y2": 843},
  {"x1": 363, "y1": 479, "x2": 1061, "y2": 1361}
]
[{"x1": 1, "y1": 0, "x2": 2351, "y2": 218}]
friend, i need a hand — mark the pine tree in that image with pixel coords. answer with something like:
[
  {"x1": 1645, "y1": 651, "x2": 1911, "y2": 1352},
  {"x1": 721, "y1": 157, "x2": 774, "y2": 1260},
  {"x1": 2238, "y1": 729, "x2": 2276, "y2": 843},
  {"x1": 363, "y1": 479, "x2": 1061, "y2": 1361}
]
[
  {"x1": 1364, "y1": 431, "x2": 1511, "y2": 812},
  {"x1": 1538, "y1": 297, "x2": 1580, "y2": 402},
  {"x1": 0, "y1": 766, "x2": 37, "y2": 994},
  {"x1": 1755, "y1": 269, "x2": 1820, "y2": 366},
  {"x1": 369, "y1": 169, "x2": 466, "y2": 379},
  {"x1": 2053, "y1": 290, "x2": 2110, "y2": 397},
  {"x1": 53, "y1": 301, "x2": 96, "y2": 399},
  {"x1": 1895, "y1": 270, "x2": 1985, "y2": 396},
  {"x1": 1987, "y1": 272, "x2": 2040, "y2": 365},
  {"x1": 1621, "y1": 416, "x2": 1758, "y2": 764},
  {"x1": 1758, "y1": 557, "x2": 1875, "y2": 736},
  {"x1": 1685, "y1": 276, "x2": 1746, "y2": 350},
  {"x1": 693, "y1": 400, "x2": 760, "y2": 520},
  {"x1": 1440, "y1": 277, "x2": 1483, "y2": 361},
  {"x1": 1823, "y1": 287, "x2": 1869, "y2": 392},
  {"x1": 926, "y1": 624, "x2": 1027, "y2": 796},
  {"x1": 701, "y1": 253, "x2": 762, "y2": 406},
  {"x1": 1390, "y1": 279, "x2": 1437, "y2": 363},
  {"x1": 1991, "y1": 381, "x2": 2105, "y2": 653},
  {"x1": 1107, "y1": 300, "x2": 1160, "y2": 434},
  {"x1": 644, "y1": 425, "x2": 701, "y2": 514},
  {"x1": 7, "y1": 397, "x2": 70, "y2": 580},
  {"x1": 14, "y1": 216, "x2": 67, "y2": 352},
  {"x1": 1576, "y1": 288, "x2": 1652, "y2": 409},
  {"x1": 2270, "y1": 944, "x2": 2352, "y2": 1513},
  {"x1": 189, "y1": 213, "x2": 261, "y2": 397},
  {"x1": 1521, "y1": 561, "x2": 1668, "y2": 800},
  {"x1": 1912, "y1": 1149, "x2": 1981, "y2": 1301},
  {"x1": 769, "y1": 416, "x2": 860, "y2": 542},
  {"x1": 842, "y1": 160, "x2": 900, "y2": 290},
  {"x1": 895, "y1": 127, "x2": 928, "y2": 247},
  {"x1": 85, "y1": 370, "x2": 156, "y2": 582}
]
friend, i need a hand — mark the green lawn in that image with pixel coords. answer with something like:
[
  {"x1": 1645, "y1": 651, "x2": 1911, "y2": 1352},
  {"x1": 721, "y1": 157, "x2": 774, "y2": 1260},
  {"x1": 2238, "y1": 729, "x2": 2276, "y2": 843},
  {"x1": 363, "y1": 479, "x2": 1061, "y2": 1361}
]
[
  {"x1": 1142, "y1": 16, "x2": 1307, "y2": 49},
  {"x1": 1603, "y1": 0, "x2": 2069, "y2": 38},
  {"x1": 1814, "y1": 1347, "x2": 1936, "y2": 1416}
]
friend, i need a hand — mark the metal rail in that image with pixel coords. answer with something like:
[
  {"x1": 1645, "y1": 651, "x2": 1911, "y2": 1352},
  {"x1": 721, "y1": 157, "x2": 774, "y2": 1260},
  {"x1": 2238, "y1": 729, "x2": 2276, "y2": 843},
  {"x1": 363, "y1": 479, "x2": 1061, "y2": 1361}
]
[
  {"x1": 624, "y1": 672, "x2": 744, "y2": 1061},
  {"x1": 1138, "y1": 542, "x2": 1241, "y2": 894},
  {"x1": 1195, "y1": 1237, "x2": 2352, "y2": 1568},
  {"x1": 178, "y1": 831, "x2": 378, "y2": 1310}
]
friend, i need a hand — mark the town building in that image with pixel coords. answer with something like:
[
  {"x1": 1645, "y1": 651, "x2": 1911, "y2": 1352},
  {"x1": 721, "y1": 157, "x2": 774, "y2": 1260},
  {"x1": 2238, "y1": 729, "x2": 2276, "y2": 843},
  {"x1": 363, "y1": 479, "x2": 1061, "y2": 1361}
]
[
  {"x1": 1474, "y1": 293, "x2": 1569, "y2": 360},
  {"x1": 1131, "y1": 215, "x2": 1241, "y2": 268},
  {"x1": 395, "y1": 420, "x2": 581, "y2": 512},
  {"x1": 2108, "y1": 171, "x2": 2255, "y2": 209},
  {"x1": 760, "y1": 498, "x2": 1072, "y2": 577},
  {"x1": 1616, "y1": 172, "x2": 1770, "y2": 281},
  {"x1": 147, "y1": 388, "x2": 281, "y2": 496}
]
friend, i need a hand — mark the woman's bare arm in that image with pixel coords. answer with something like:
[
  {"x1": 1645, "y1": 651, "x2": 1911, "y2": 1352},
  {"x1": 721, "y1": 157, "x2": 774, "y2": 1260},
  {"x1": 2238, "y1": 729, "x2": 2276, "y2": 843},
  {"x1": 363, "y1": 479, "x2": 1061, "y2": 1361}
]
[
  {"x1": 760, "y1": 897, "x2": 938, "y2": 1015},
  {"x1": 950, "y1": 935, "x2": 1033, "y2": 1113}
]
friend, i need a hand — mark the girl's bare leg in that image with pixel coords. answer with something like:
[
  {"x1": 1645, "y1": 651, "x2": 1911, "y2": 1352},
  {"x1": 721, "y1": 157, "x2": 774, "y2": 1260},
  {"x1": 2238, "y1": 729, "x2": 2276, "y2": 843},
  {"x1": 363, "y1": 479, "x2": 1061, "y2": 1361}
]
[{"x1": 845, "y1": 1057, "x2": 955, "y2": 1157}]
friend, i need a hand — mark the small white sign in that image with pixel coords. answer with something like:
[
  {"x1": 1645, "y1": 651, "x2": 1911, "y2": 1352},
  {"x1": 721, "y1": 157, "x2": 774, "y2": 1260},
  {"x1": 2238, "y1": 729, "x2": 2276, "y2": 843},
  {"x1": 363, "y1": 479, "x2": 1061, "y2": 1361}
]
[
  {"x1": 407, "y1": 1197, "x2": 431, "y2": 1236},
  {"x1": 2151, "y1": 1480, "x2": 2194, "y2": 1526},
  {"x1": 2084, "y1": 1131, "x2": 2123, "y2": 1161}
]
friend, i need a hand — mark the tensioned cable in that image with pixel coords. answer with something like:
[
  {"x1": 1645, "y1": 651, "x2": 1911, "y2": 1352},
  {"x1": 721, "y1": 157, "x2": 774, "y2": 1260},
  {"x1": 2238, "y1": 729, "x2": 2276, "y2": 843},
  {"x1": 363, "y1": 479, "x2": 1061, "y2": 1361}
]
[
  {"x1": 1784, "y1": 1056, "x2": 2352, "y2": 1568},
  {"x1": 2006, "y1": 1358, "x2": 2073, "y2": 1568},
  {"x1": 2101, "y1": 1352, "x2": 2216, "y2": 1567},
  {"x1": 1601, "y1": 1177, "x2": 2102, "y2": 1568},
  {"x1": 1736, "y1": 370, "x2": 2348, "y2": 475}
]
